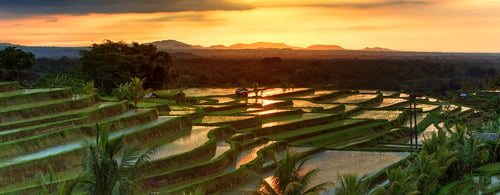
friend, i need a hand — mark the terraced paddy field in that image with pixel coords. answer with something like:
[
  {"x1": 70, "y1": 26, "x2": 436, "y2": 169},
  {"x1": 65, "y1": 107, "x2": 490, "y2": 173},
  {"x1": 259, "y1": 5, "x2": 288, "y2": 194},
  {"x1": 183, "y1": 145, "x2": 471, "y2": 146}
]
[{"x1": 0, "y1": 85, "x2": 489, "y2": 194}]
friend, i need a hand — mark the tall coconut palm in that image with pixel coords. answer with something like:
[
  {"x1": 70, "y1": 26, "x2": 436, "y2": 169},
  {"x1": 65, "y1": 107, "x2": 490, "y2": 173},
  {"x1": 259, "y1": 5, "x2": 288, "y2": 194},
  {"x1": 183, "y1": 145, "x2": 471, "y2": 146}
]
[
  {"x1": 72, "y1": 124, "x2": 155, "y2": 195},
  {"x1": 250, "y1": 149, "x2": 333, "y2": 195}
]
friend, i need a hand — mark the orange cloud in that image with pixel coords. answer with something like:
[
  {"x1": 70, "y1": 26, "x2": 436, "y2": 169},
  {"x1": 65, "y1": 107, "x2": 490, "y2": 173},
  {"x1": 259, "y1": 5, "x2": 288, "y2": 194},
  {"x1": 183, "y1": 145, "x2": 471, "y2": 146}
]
[{"x1": 0, "y1": 0, "x2": 499, "y2": 52}]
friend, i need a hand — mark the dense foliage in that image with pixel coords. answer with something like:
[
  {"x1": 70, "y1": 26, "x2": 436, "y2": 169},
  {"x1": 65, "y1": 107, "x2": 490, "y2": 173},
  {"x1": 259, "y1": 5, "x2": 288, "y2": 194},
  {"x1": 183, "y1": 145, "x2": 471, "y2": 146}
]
[
  {"x1": 80, "y1": 40, "x2": 175, "y2": 94},
  {"x1": 369, "y1": 119, "x2": 500, "y2": 194},
  {"x1": 0, "y1": 47, "x2": 35, "y2": 83},
  {"x1": 173, "y1": 56, "x2": 500, "y2": 96}
]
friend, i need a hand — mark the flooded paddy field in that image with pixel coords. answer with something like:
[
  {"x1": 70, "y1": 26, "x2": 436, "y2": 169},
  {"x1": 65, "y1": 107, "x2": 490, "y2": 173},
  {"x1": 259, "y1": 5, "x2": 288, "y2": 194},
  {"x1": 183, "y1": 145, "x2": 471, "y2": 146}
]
[{"x1": 0, "y1": 86, "x2": 488, "y2": 194}]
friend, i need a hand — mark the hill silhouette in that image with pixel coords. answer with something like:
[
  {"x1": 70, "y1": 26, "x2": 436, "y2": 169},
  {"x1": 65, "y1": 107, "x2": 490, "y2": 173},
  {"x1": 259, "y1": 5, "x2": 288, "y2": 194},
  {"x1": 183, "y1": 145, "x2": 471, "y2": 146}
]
[
  {"x1": 0, "y1": 40, "x2": 399, "y2": 58},
  {"x1": 307, "y1": 44, "x2": 344, "y2": 50}
]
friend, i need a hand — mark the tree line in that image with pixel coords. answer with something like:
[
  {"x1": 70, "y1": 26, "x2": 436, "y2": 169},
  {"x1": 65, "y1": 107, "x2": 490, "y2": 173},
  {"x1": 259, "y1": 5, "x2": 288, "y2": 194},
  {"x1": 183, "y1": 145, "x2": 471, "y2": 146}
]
[
  {"x1": 1, "y1": 41, "x2": 500, "y2": 99},
  {"x1": 173, "y1": 56, "x2": 500, "y2": 96}
]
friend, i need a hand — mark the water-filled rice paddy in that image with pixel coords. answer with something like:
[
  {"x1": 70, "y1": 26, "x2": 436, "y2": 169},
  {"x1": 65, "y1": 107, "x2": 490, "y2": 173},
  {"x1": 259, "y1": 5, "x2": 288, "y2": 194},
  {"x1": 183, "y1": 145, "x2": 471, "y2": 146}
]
[
  {"x1": 248, "y1": 88, "x2": 310, "y2": 97},
  {"x1": 294, "y1": 90, "x2": 338, "y2": 99},
  {"x1": 207, "y1": 96, "x2": 236, "y2": 104},
  {"x1": 261, "y1": 113, "x2": 333, "y2": 128},
  {"x1": 1, "y1": 85, "x2": 481, "y2": 194},
  {"x1": 157, "y1": 88, "x2": 236, "y2": 97},
  {"x1": 153, "y1": 126, "x2": 215, "y2": 159},
  {"x1": 198, "y1": 115, "x2": 256, "y2": 124},
  {"x1": 380, "y1": 91, "x2": 399, "y2": 97},
  {"x1": 328, "y1": 94, "x2": 379, "y2": 104},
  {"x1": 247, "y1": 150, "x2": 409, "y2": 195},
  {"x1": 235, "y1": 141, "x2": 275, "y2": 168},
  {"x1": 239, "y1": 99, "x2": 287, "y2": 107},
  {"x1": 246, "y1": 109, "x2": 294, "y2": 116},
  {"x1": 408, "y1": 104, "x2": 440, "y2": 112},
  {"x1": 292, "y1": 99, "x2": 341, "y2": 110},
  {"x1": 303, "y1": 150, "x2": 409, "y2": 194},
  {"x1": 358, "y1": 90, "x2": 379, "y2": 94},
  {"x1": 374, "y1": 98, "x2": 407, "y2": 108},
  {"x1": 351, "y1": 110, "x2": 403, "y2": 121}
]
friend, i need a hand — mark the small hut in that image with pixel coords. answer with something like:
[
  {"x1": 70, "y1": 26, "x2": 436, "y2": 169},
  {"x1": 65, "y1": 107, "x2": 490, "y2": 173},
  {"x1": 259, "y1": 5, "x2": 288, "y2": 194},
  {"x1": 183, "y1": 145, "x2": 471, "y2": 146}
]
[{"x1": 235, "y1": 88, "x2": 249, "y2": 98}]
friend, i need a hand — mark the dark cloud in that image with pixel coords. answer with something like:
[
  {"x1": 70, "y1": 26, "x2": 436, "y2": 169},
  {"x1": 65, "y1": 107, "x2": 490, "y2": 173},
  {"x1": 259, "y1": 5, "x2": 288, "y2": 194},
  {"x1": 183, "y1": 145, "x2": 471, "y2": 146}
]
[
  {"x1": 0, "y1": 0, "x2": 254, "y2": 15},
  {"x1": 141, "y1": 13, "x2": 209, "y2": 22},
  {"x1": 305, "y1": 0, "x2": 429, "y2": 9}
]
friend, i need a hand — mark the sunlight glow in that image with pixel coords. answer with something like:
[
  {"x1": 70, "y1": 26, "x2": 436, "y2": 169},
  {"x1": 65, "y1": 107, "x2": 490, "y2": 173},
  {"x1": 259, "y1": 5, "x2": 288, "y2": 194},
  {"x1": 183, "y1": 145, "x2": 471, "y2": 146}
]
[{"x1": 1, "y1": 0, "x2": 499, "y2": 51}]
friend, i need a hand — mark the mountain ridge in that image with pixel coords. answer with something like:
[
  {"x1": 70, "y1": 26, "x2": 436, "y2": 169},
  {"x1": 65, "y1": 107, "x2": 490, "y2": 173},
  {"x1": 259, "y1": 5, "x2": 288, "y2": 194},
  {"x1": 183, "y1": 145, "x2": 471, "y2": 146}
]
[
  {"x1": 147, "y1": 39, "x2": 391, "y2": 51},
  {"x1": 0, "y1": 39, "x2": 395, "y2": 58}
]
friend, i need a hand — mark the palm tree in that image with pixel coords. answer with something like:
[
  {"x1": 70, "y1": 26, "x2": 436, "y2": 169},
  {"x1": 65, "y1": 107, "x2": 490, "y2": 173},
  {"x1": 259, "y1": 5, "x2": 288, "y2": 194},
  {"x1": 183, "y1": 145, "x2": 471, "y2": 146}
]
[
  {"x1": 372, "y1": 166, "x2": 418, "y2": 195},
  {"x1": 130, "y1": 76, "x2": 145, "y2": 107},
  {"x1": 34, "y1": 165, "x2": 71, "y2": 195},
  {"x1": 335, "y1": 173, "x2": 368, "y2": 195},
  {"x1": 250, "y1": 149, "x2": 333, "y2": 195},
  {"x1": 409, "y1": 131, "x2": 456, "y2": 194},
  {"x1": 72, "y1": 124, "x2": 155, "y2": 195}
]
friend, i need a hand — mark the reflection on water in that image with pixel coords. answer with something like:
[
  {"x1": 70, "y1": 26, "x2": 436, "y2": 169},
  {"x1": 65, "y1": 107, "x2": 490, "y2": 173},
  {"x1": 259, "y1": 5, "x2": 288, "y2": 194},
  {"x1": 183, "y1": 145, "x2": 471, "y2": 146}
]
[
  {"x1": 235, "y1": 141, "x2": 275, "y2": 168},
  {"x1": 374, "y1": 98, "x2": 407, "y2": 108},
  {"x1": 294, "y1": 90, "x2": 338, "y2": 99},
  {"x1": 248, "y1": 88, "x2": 310, "y2": 97},
  {"x1": 292, "y1": 100, "x2": 340, "y2": 110},
  {"x1": 330, "y1": 94, "x2": 378, "y2": 104},
  {"x1": 153, "y1": 126, "x2": 215, "y2": 160},
  {"x1": 256, "y1": 150, "x2": 408, "y2": 195},
  {"x1": 261, "y1": 113, "x2": 332, "y2": 128},
  {"x1": 380, "y1": 91, "x2": 398, "y2": 97},
  {"x1": 351, "y1": 110, "x2": 403, "y2": 121},
  {"x1": 247, "y1": 109, "x2": 292, "y2": 116},
  {"x1": 200, "y1": 115, "x2": 255, "y2": 124},
  {"x1": 212, "y1": 141, "x2": 231, "y2": 160},
  {"x1": 407, "y1": 104, "x2": 440, "y2": 112}
]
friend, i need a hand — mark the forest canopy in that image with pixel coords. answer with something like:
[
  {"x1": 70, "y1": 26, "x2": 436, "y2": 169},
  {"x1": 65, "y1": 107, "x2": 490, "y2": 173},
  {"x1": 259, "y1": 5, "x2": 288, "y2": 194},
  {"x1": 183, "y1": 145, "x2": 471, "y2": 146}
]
[
  {"x1": 0, "y1": 46, "x2": 35, "y2": 82},
  {"x1": 79, "y1": 40, "x2": 175, "y2": 93}
]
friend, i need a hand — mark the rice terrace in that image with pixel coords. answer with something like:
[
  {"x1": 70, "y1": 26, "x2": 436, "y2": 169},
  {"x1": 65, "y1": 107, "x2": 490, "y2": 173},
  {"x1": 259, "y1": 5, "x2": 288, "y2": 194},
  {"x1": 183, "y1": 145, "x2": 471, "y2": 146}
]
[{"x1": 1, "y1": 78, "x2": 499, "y2": 194}]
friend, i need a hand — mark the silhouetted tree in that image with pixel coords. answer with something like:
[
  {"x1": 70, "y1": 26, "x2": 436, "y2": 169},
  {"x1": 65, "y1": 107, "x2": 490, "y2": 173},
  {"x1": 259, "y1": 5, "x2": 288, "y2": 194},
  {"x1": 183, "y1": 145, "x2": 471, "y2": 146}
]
[
  {"x1": 80, "y1": 40, "x2": 174, "y2": 94},
  {"x1": 0, "y1": 47, "x2": 35, "y2": 82}
]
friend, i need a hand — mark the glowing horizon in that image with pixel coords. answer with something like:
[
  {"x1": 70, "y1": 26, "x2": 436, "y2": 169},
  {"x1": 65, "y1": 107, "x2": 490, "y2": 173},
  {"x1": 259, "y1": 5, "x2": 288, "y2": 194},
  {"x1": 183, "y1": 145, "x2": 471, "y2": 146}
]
[{"x1": 1, "y1": 0, "x2": 500, "y2": 52}]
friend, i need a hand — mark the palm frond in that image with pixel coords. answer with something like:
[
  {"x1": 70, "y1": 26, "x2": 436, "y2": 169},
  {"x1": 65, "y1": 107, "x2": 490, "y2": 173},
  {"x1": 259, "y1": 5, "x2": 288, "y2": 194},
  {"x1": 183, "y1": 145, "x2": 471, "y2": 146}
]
[
  {"x1": 260, "y1": 180, "x2": 279, "y2": 195},
  {"x1": 284, "y1": 181, "x2": 303, "y2": 195}
]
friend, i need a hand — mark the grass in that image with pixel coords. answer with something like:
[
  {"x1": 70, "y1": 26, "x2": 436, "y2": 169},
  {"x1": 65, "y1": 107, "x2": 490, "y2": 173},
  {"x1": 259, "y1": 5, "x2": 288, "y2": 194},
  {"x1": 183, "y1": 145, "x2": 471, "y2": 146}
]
[{"x1": 476, "y1": 162, "x2": 500, "y2": 174}]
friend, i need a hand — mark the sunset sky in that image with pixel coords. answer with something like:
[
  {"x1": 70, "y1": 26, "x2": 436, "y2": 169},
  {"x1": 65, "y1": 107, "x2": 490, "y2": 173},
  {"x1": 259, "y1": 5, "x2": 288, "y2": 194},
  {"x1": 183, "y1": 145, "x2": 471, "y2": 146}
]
[{"x1": 1, "y1": 0, "x2": 499, "y2": 52}]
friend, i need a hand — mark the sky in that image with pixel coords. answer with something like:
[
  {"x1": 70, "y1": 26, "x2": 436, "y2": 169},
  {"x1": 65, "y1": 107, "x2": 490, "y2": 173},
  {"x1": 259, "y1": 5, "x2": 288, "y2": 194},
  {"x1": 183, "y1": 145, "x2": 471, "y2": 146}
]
[{"x1": 0, "y1": 0, "x2": 499, "y2": 52}]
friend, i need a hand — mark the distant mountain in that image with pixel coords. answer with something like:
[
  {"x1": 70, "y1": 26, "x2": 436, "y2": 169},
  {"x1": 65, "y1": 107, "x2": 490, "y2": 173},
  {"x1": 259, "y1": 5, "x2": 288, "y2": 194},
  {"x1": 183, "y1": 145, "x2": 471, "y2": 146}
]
[
  {"x1": 0, "y1": 43, "x2": 18, "y2": 47},
  {"x1": 0, "y1": 40, "x2": 395, "y2": 58},
  {"x1": 363, "y1": 47, "x2": 392, "y2": 51},
  {"x1": 208, "y1": 44, "x2": 229, "y2": 49},
  {"x1": 150, "y1": 40, "x2": 203, "y2": 50},
  {"x1": 307, "y1": 44, "x2": 344, "y2": 50},
  {"x1": 148, "y1": 40, "x2": 393, "y2": 51},
  {"x1": 0, "y1": 44, "x2": 86, "y2": 58},
  {"x1": 228, "y1": 42, "x2": 301, "y2": 49}
]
